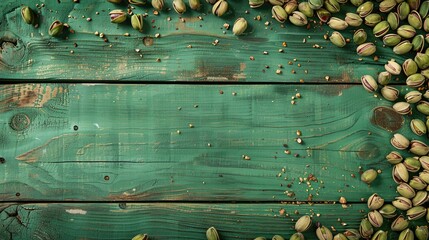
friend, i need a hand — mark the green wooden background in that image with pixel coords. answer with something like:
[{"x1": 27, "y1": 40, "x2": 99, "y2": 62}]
[{"x1": 0, "y1": 0, "x2": 426, "y2": 239}]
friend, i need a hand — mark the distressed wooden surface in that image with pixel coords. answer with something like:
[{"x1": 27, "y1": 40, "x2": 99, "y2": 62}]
[{"x1": 0, "y1": 0, "x2": 405, "y2": 82}]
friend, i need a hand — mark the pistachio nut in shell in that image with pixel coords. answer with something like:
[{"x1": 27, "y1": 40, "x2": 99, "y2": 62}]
[
  {"x1": 405, "y1": 91, "x2": 422, "y2": 103},
  {"x1": 368, "y1": 210, "x2": 383, "y2": 228},
  {"x1": 249, "y1": 0, "x2": 264, "y2": 8},
  {"x1": 206, "y1": 227, "x2": 220, "y2": 240},
  {"x1": 414, "y1": 52, "x2": 429, "y2": 69},
  {"x1": 357, "y1": 42, "x2": 376, "y2": 56},
  {"x1": 403, "y1": 59, "x2": 418, "y2": 76},
  {"x1": 403, "y1": 157, "x2": 421, "y2": 172},
  {"x1": 289, "y1": 11, "x2": 308, "y2": 26},
  {"x1": 357, "y1": 1, "x2": 373, "y2": 17},
  {"x1": 345, "y1": 13, "x2": 362, "y2": 27},
  {"x1": 393, "y1": 40, "x2": 413, "y2": 55},
  {"x1": 399, "y1": 228, "x2": 415, "y2": 240},
  {"x1": 316, "y1": 8, "x2": 331, "y2": 22},
  {"x1": 392, "y1": 163, "x2": 409, "y2": 183},
  {"x1": 386, "y1": 150, "x2": 402, "y2": 164},
  {"x1": 379, "y1": 0, "x2": 397, "y2": 12},
  {"x1": 391, "y1": 215, "x2": 409, "y2": 231},
  {"x1": 294, "y1": 215, "x2": 312, "y2": 232},
  {"x1": 290, "y1": 233, "x2": 304, "y2": 240},
  {"x1": 420, "y1": 169, "x2": 429, "y2": 184},
  {"x1": 232, "y1": 18, "x2": 247, "y2": 35},
  {"x1": 344, "y1": 229, "x2": 361, "y2": 240},
  {"x1": 371, "y1": 230, "x2": 388, "y2": 240},
  {"x1": 378, "y1": 71, "x2": 392, "y2": 85},
  {"x1": 417, "y1": 101, "x2": 429, "y2": 115},
  {"x1": 272, "y1": 235, "x2": 285, "y2": 240},
  {"x1": 361, "y1": 169, "x2": 377, "y2": 184},
  {"x1": 129, "y1": 0, "x2": 147, "y2": 5},
  {"x1": 316, "y1": 225, "x2": 333, "y2": 240},
  {"x1": 359, "y1": 218, "x2": 374, "y2": 239},
  {"x1": 409, "y1": 176, "x2": 428, "y2": 190},
  {"x1": 397, "y1": 24, "x2": 416, "y2": 39},
  {"x1": 284, "y1": 1, "x2": 298, "y2": 14},
  {"x1": 350, "y1": 0, "x2": 364, "y2": 6},
  {"x1": 407, "y1": 206, "x2": 427, "y2": 220},
  {"x1": 333, "y1": 233, "x2": 347, "y2": 240},
  {"x1": 48, "y1": 20, "x2": 64, "y2": 36},
  {"x1": 387, "y1": 12, "x2": 400, "y2": 30},
  {"x1": 415, "y1": 226, "x2": 428, "y2": 240},
  {"x1": 365, "y1": 13, "x2": 382, "y2": 27},
  {"x1": 107, "y1": 0, "x2": 122, "y2": 3},
  {"x1": 393, "y1": 197, "x2": 413, "y2": 210},
  {"x1": 408, "y1": 10, "x2": 423, "y2": 29},
  {"x1": 309, "y1": 0, "x2": 324, "y2": 9},
  {"x1": 409, "y1": 140, "x2": 429, "y2": 156},
  {"x1": 329, "y1": 31, "x2": 346, "y2": 47},
  {"x1": 373, "y1": 20, "x2": 390, "y2": 37},
  {"x1": 298, "y1": 2, "x2": 314, "y2": 17},
  {"x1": 324, "y1": 0, "x2": 340, "y2": 13},
  {"x1": 353, "y1": 29, "x2": 367, "y2": 44},
  {"x1": 393, "y1": 102, "x2": 412, "y2": 115},
  {"x1": 268, "y1": 0, "x2": 285, "y2": 5},
  {"x1": 385, "y1": 59, "x2": 402, "y2": 75},
  {"x1": 410, "y1": 119, "x2": 426, "y2": 135},
  {"x1": 361, "y1": 75, "x2": 378, "y2": 92},
  {"x1": 412, "y1": 34, "x2": 425, "y2": 52},
  {"x1": 397, "y1": 182, "x2": 416, "y2": 198},
  {"x1": 189, "y1": 0, "x2": 201, "y2": 10},
  {"x1": 272, "y1": 6, "x2": 287, "y2": 23},
  {"x1": 379, "y1": 204, "x2": 397, "y2": 218},
  {"x1": 397, "y1": 1, "x2": 411, "y2": 20},
  {"x1": 109, "y1": 9, "x2": 127, "y2": 23},
  {"x1": 131, "y1": 14, "x2": 144, "y2": 32},
  {"x1": 412, "y1": 190, "x2": 429, "y2": 206},
  {"x1": 383, "y1": 33, "x2": 401, "y2": 46},
  {"x1": 327, "y1": 17, "x2": 348, "y2": 30},
  {"x1": 152, "y1": 0, "x2": 164, "y2": 10},
  {"x1": 21, "y1": 6, "x2": 35, "y2": 25},
  {"x1": 212, "y1": 0, "x2": 228, "y2": 16},
  {"x1": 408, "y1": 0, "x2": 420, "y2": 10},
  {"x1": 421, "y1": 0, "x2": 429, "y2": 18},
  {"x1": 367, "y1": 193, "x2": 384, "y2": 210},
  {"x1": 420, "y1": 156, "x2": 429, "y2": 170},
  {"x1": 254, "y1": 237, "x2": 266, "y2": 240},
  {"x1": 173, "y1": 0, "x2": 187, "y2": 14}
]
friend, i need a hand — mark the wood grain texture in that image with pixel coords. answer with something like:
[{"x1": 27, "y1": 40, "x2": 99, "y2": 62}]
[
  {"x1": 0, "y1": 83, "x2": 420, "y2": 202},
  {"x1": 0, "y1": 0, "x2": 405, "y2": 82}
]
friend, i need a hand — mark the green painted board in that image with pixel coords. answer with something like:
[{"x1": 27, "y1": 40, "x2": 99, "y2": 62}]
[
  {"x1": 0, "y1": 83, "x2": 420, "y2": 202},
  {"x1": 0, "y1": 0, "x2": 406, "y2": 82}
]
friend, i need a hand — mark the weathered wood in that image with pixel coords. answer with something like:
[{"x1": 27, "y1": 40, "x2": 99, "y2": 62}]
[
  {"x1": 0, "y1": 83, "x2": 419, "y2": 202},
  {"x1": 0, "y1": 0, "x2": 404, "y2": 82}
]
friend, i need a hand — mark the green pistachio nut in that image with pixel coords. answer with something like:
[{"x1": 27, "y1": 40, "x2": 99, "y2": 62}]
[
  {"x1": 290, "y1": 233, "x2": 304, "y2": 240},
  {"x1": 408, "y1": 0, "x2": 420, "y2": 10},
  {"x1": 404, "y1": 157, "x2": 421, "y2": 172},
  {"x1": 333, "y1": 233, "x2": 347, "y2": 240},
  {"x1": 367, "y1": 193, "x2": 385, "y2": 210},
  {"x1": 398, "y1": 2, "x2": 411, "y2": 20},
  {"x1": 357, "y1": 1, "x2": 373, "y2": 17},
  {"x1": 361, "y1": 75, "x2": 378, "y2": 92},
  {"x1": 424, "y1": 89, "x2": 429, "y2": 99},
  {"x1": 387, "y1": 12, "x2": 400, "y2": 30},
  {"x1": 386, "y1": 150, "x2": 403, "y2": 164},
  {"x1": 132, "y1": 234, "x2": 149, "y2": 240},
  {"x1": 324, "y1": 0, "x2": 340, "y2": 13},
  {"x1": 371, "y1": 230, "x2": 388, "y2": 240},
  {"x1": 298, "y1": 2, "x2": 314, "y2": 17},
  {"x1": 272, "y1": 6, "x2": 287, "y2": 23},
  {"x1": 327, "y1": 17, "x2": 347, "y2": 30},
  {"x1": 392, "y1": 217, "x2": 409, "y2": 233},
  {"x1": 152, "y1": 0, "x2": 164, "y2": 10},
  {"x1": 421, "y1": 67, "x2": 429, "y2": 79},
  {"x1": 173, "y1": 0, "x2": 187, "y2": 14},
  {"x1": 406, "y1": 73, "x2": 425, "y2": 88},
  {"x1": 361, "y1": 169, "x2": 378, "y2": 184},
  {"x1": 109, "y1": 9, "x2": 127, "y2": 23},
  {"x1": 309, "y1": 0, "x2": 324, "y2": 10},
  {"x1": 424, "y1": 18, "x2": 429, "y2": 31},
  {"x1": 408, "y1": 10, "x2": 423, "y2": 29},
  {"x1": 337, "y1": 0, "x2": 347, "y2": 3},
  {"x1": 414, "y1": 52, "x2": 429, "y2": 69},
  {"x1": 415, "y1": 226, "x2": 428, "y2": 240},
  {"x1": 294, "y1": 215, "x2": 312, "y2": 232},
  {"x1": 393, "y1": 197, "x2": 413, "y2": 211},
  {"x1": 212, "y1": 0, "x2": 228, "y2": 16},
  {"x1": 420, "y1": 156, "x2": 429, "y2": 170},
  {"x1": 379, "y1": 204, "x2": 397, "y2": 218},
  {"x1": 359, "y1": 218, "x2": 374, "y2": 239},
  {"x1": 272, "y1": 235, "x2": 285, "y2": 240},
  {"x1": 284, "y1": 1, "x2": 298, "y2": 14},
  {"x1": 269, "y1": 0, "x2": 285, "y2": 5},
  {"x1": 379, "y1": 0, "x2": 397, "y2": 12},
  {"x1": 353, "y1": 29, "x2": 367, "y2": 44},
  {"x1": 131, "y1": 14, "x2": 144, "y2": 32},
  {"x1": 232, "y1": 18, "x2": 247, "y2": 35},
  {"x1": 383, "y1": 33, "x2": 401, "y2": 46},
  {"x1": 399, "y1": 229, "x2": 415, "y2": 240},
  {"x1": 350, "y1": 0, "x2": 364, "y2": 6},
  {"x1": 357, "y1": 42, "x2": 376, "y2": 56},
  {"x1": 289, "y1": 11, "x2": 308, "y2": 26},
  {"x1": 398, "y1": 24, "x2": 416, "y2": 39},
  {"x1": 420, "y1": 0, "x2": 429, "y2": 18},
  {"x1": 391, "y1": 134, "x2": 410, "y2": 150},
  {"x1": 393, "y1": 40, "x2": 413, "y2": 55},
  {"x1": 316, "y1": 225, "x2": 333, "y2": 240},
  {"x1": 393, "y1": 101, "x2": 411, "y2": 115},
  {"x1": 344, "y1": 229, "x2": 361, "y2": 240},
  {"x1": 189, "y1": 0, "x2": 201, "y2": 10},
  {"x1": 412, "y1": 190, "x2": 429, "y2": 206},
  {"x1": 330, "y1": 31, "x2": 346, "y2": 47},
  {"x1": 345, "y1": 13, "x2": 362, "y2": 27},
  {"x1": 21, "y1": 6, "x2": 35, "y2": 25},
  {"x1": 407, "y1": 206, "x2": 427, "y2": 220},
  {"x1": 254, "y1": 237, "x2": 266, "y2": 240},
  {"x1": 129, "y1": 0, "x2": 147, "y2": 5},
  {"x1": 365, "y1": 13, "x2": 382, "y2": 27},
  {"x1": 385, "y1": 59, "x2": 402, "y2": 75},
  {"x1": 412, "y1": 35, "x2": 425, "y2": 52},
  {"x1": 48, "y1": 20, "x2": 64, "y2": 36},
  {"x1": 403, "y1": 59, "x2": 418, "y2": 76},
  {"x1": 409, "y1": 176, "x2": 428, "y2": 189},
  {"x1": 373, "y1": 20, "x2": 390, "y2": 37},
  {"x1": 417, "y1": 101, "x2": 429, "y2": 115},
  {"x1": 316, "y1": 8, "x2": 331, "y2": 22},
  {"x1": 393, "y1": 163, "x2": 409, "y2": 183},
  {"x1": 368, "y1": 210, "x2": 383, "y2": 228},
  {"x1": 397, "y1": 182, "x2": 416, "y2": 198},
  {"x1": 206, "y1": 227, "x2": 220, "y2": 240},
  {"x1": 249, "y1": 0, "x2": 264, "y2": 8},
  {"x1": 378, "y1": 71, "x2": 392, "y2": 85},
  {"x1": 410, "y1": 119, "x2": 427, "y2": 135},
  {"x1": 107, "y1": 0, "x2": 122, "y2": 3}
]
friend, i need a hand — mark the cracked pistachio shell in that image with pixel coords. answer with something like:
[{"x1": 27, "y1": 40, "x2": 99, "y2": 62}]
[
  {"x1": 206, "y1": 227, "x2": 220, "y2": 240},
  {"x1": 378, "y1": 71, "x2": 392, "y2": 85},
  {"x1": 359, "y1": 218, "x2": 374, "y2": 239},
  {"x1": 298, "y1": 2, "x2": 314, "y2": 17},
  {"x1": 357, "y1": 1, "x2": 373, "y2": 17},
  {"x1": 380, "y1": 0, "x2": 397, "y2": 12},
  {"x1": 393, "y1": 197, "x2": 413, "y2": 210},
  {"x1": 368, "y1": 210, "x2": 383, "y2": 228},
  {"x1": 289, "y1": 11, "x2": 308, "y2": 26},
  {"x1": 393, "y1": 101, "x2": 412, "y2": 115},
  {"x1": 357, "y1": 42, "x2": 376, "y2": 56},
  {"x1": 409, "y1": 176, "x2": 428, "y2": 190},
  {"x1": 365, "y1": 13, "x2": 382, "y2": 27},
  {"x1": 361, "y1": 169, "x2": 377, "y2": 184},
  {"x1": 373, "y1": 20, "x2": 390, "y2": 37},
  {"x1": 107, "y1": 0, "x2": 122, "y2": 3},
  {"x1": 254, "y1": 238, "x2": 267, "y2": 240},
  {"x1": 424, "y1": 89, "x2": 429, "y2": 99},
  {"x1": 272, "y1": 6, "x2": 287, "y2": 23},
  {"x1": 397, "y1": 2, "x2": 411, "y2": 20},
  {"x1": 371, "y1": 230, "x2": 388, "y2": 240},
  {"x1": 421, "y1": 1, "x2": 429, "y2": 18},
  {"x1": 21, "y1": 6, "x2": 35, "y2": 25},
  {"x1": 412, "y1": 35, "x2": 425, "y2": 52},
  {"x1": 152, "y1": 0, "x2": 164, "y2": 10},
  {"x1": 294, "y1": 215, "x2": 312, "y2": 232},
  {"x1": 385, "y1": 59, "x2": 402, "y2": 75},
  {"x1": 353, "y1": 29, "x2": 367, "y2": 44},
  {"x1": 399, "y1": 229, "x2": 415, "y2": 240},
  {"x1": 361, "y1": 75, "x2": 378, "y2": 92},
  {"x1": 420, "y1": 156, "x2": 429, "y2": 170},
  {"x1": 410, "y1": 119, "x2": 426, "y2": 135},
  {"x1": 398, "y1": 182, "x2": 416, "y2": 198},
  {"x1": 404, "y1": 157, "x2": 421, "y2": 172},
  {"x1": 131, "y1": 14, "x2": 144, "y2": 32},
  {"x1": 272, "y1": 235, "x2": 285, "y2": 240},
  {"x1": 393, "y1": 163, "x2": 409, "y2": 183},
  {"x1": 421, "y1": 170, "x2": 429, "y2": 183},
  {"x1": 345, "y1": 13, "x2": 362, "y2": 27},
  {"x1": 268, "y1": 0, "x2": 285, "y2": 5},
  {"x1": 344, "y1": 229, "x2": 361, "y2": 240},
  {"x1": 403, "y1": 59, "x2": 418, "y2": 76},
  {"x1": 407, "y1": 206, "x2": 427, "y2": 220},
  {"x1": 412, "y1": 190, "x2": 429, "y2": 206},
  {"x1": 173, "y1": 0, "x2": 187, "y2": 14},
  {"x1": 408, "y1": 0, "x2": 420, "y2": 10},
  {"x1": 393, "y1": 40, "x2": 413, "y2": 55},
  {"x1": 324, "y1": 0, "x2": 340, "y2": 13},
  {"x1": 408, "y1": 10, "x2": 423, "y2": 29},
  {"x1": 391, "y1": 134, "x2": 410, "y2": 150},
  {"x1": 132, "y1": 234, "x2": 148, "y2": 240},
  {"x1": 415, "y1": 52, "x2": 429, "y2": 69},
  {"x1": 129, "y1": 0, "x2": 147, "y2": 5},
  {"x1": 417, "y1": 101, "x2": 429, "y2": 115},
  {"x1": 398, "y1": 25, "x2": 416, "y2": 38},
  {"x1": 232, "y1": 18, "x2": 247, "y2": 35},
  {"x1": 316, "y1": 226, "x2": 333, "y2": 240},
  {"x1": 249, "y1": 0, "x2": 264, "y2": 8},
  {"x1": 386, "y1": 150, "x2": 403, "y2": 164},
  {"x1": 290, "y1": 233, "x2": 304, "y2": 240},
  {"x1": 48, "y1": 20, "x2": 64, "y2": 36},
  {"x1": 368, "y1": 193, "x2": 385, "y2": 210},
  {"x1": 415, "y1": 226, "x2": 428, "y2": 240},
  {"x1": 383, "y1": 33, "x2": 401, "y2": 46},
  {"x1": 212, "y1": 0, "x2": 228, "y2": 16},
  {"x1": 424, "y1": 18, "x2": 429, "y2": 32},
  {"x1": 109, "y1": 9, "x2": 127, "y2": 23},
  {"x1": 330, "y1": 31, "x2": 346, "y2": 47},
  {"x1": 189, "y1": 0, "x2": 201, "y2": 10},
  {"x1": 405, "y1": 91, "x2": 423, "y2": 103},
  {"x1": 285, "y1": 1, "x2": 298, "y2": 14},
  {"x1": 309, "y1": 0, "x2": 324, "y2": 9},
  {"x1": 350, "y1": 0, "x2": 364, "y2": 6},
  {"x1": 327, "y1": 17, "x2": 348, "y2": 30},
  {"x1": 387, "y1": 12, "x2": 400, "y2": 30},
  {"x1": 316, "y1": 8, "x2": 331, "y2": 22},
  {"x1": 333, "y1": 233, "x2": 347, "y2": 240},
  {"x1": 380, "y1": 204, "x2": 397, "y2": 218}
]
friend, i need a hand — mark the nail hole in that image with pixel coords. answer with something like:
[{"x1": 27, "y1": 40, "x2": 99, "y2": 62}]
[
  {"x1": 15, "y1": 192, "x2": 20, "y2": 197},
  {"x1": 73, "y1": 125, "x2": 79, "y2": 131},
  {"x1": 104, "y1": 175, "x2": 110, "y2": 181},
  {"x1": 0, "y1": 157, "x2": 5, "y2": 164}
]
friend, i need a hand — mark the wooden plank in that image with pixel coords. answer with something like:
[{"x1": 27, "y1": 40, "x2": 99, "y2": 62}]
[
  {"x1": 0, "y1": 83, "x2": 418, "y2": 202},
  {"x1": 0, "y1": 0, "x2": 403, "y2": 82},
  {"x1": 0, "y1": 202, "x2": 367, "y2": 240}
]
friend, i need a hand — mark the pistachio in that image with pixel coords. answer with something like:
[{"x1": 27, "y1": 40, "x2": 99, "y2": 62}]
[
  {"x1": 309, "y1": 0, "x2": 324, "y2": 9},
  {"x1": 173, "y1": 0, "x2": 187, "y2": 14},
  {"x1": 359, "y1": 218, "x2": 374, "y2": 239},
  {"x1": 284, "y1": 1, "x2": 298, "y2": 14},
  {"x1": 232, "y1": 18, "x2": 247, "y2": 36},
  {"x1": 152, "y1": 0, "x2": 164, "y2": 10},
  {"x1": 316, "y1": 8, "x2": 331, "y2": 22},
  {"x1": 268, "y1": 0, "x2": 285, "y2": 5},
  {"x1": 48, "y1": 20, "x2": 64, "y2": 36},
  {"x1": 399, "y1": 228, "x2": 415, "y2": 240},
  {"x1": 393, "y1": 40, "x2": 413, "y2": 55},
  {"x1": 368, "y1": 210, "x2": 383, "y2": 228},
  {"x1": 249, "y1": 0, "x2": 264, "y2": 8},
  {"x1": 385, "y1": 59, "x2": 402, "y2": 75},
  {"x1": 330, "y1": 31, "x2": 346, "y2": 47},
  {"x1": 420, "y1": 169, "x2": 429, "y2": 184},
  {"x1": 379, "y1": 0, "x2": 397, "y2": 12},
  {"x1": 361, "y1": 75, "x2": 378, "y2": 92},
  {"x1": 403, "y1": 60, "x2": 418, "y2": 77},
  {"x1": 107, "y1": 0, "x2": 122, "y2": 3},
  {"x1": 365, "y1": 13, "x2": 382, "y2": 27},
  {"x1": 397, "y1": 182, "x2": 416, "y2": 198},
  {"x1": 412, "y1": 190, "x2": 429, "y2": 206},
  {"x1": 387, "y1": 12, "x2": 400, "y2": 30},
  {"x1": 409, "y1": 176, "x2": 428, "y2": 190},
  {"x1": 392, "y1": 163, "x2": 410, "y2": 183},
  {"x1": 316, "y1": 225, "x2": 333, "y2": 240},
  {"x1": 333, "y1": 233, "x2": 347, "y2": 240},
  {"x1": 420, "y1": 0, "x2": 429, "y2": 18},
  {"x1": 254, "y1": 238, "x2": 266, "y2": 240},
  {"x1": 345, "y1": 13, "x2": 362, "y2": 27},
  {"x1": 383, "y1": 33, "x2": 401, "y2": 46},
  {"x1": 380, "y1": 204, "x2": 397, "y2": 218},
  {"x1": 206, "y1": 227, "x2": 220, "y2": 240},
  {"x1": 415, "y1": 226, "x2": 429, "y2": 240},
  {"x1": 272, "y1": 6, "x2": 287, "y2": 23},
  {"x1": 361, "y1": 169, "x2": 378, "y2": 184},
  {"x1": 404, "y1": 157, "x2": 421, "y2": 172},
  {"x1": 420, "y1": 156, "x2": 429, "y2": 170},
  {"x1": 289, "y1": 11, "x2": 308, "y2": 26},
  {"x1": 357, "y1": 1, "x2": 374, "y2": 17},
  {"x1": 131, "y1": 14, "x2": 144, "y2": 32},
  {"x1": 414, "y1": 52, "x2": 429, "y2": 69},
  {"x1": 189, "y1": 0, "x2": 201, "y2": 10},
  {"x1": 298, "y1": 2, "x2": 314, "y2": 17},
  {"x1": 406, "y1": 73, "x2": 425, "y2": 88},
  {"x1": 294, "y1": 215, "x2": 312, "y2": 232},
  {"x1": 21, "y1": 6, "x2": 35, "y2": 25},
  {"x1": 386, "y1": 151, "x2": 403, "y2": 164},
  {"x1": 324, "y1": 0, "x2": 340, "y2": 13},
  {"x1": 391, "y1": 215, "x2": 409, "y2": 231},
  {"x1": 408, "y1": 10, "x2": 423, "y2": 29},
  {"x1": 410, "y1": 119, "x2": 426, "y2": 136},
  {"x1": 327, "y1": 17, "x2": 348, "y2": 30},
  {"x1": 393, "y1": 102, "x2": 412, "y2": 115},
  {"x1": 212, "y1": 0, "x2": 228, "y2": 16},
  {"x1": 405, "y1": 91, "x2": 423, "y2": 104},
  {"x1": 129, "y1": 0, "x2": 146, "y2": 5},
  {"x1": 344, "y1": 229, "x2": 361, "y2": 240},
  {"x1": 410, "y1": 140, "x2": 429, "y2": 156},
  {"x1": 368, "y1": 193, "x2": 385, "y2": 210},
  {"x1": 424, "y1": 90, "x2": 429, "y2": 99},
  {"x1": 350, "y1": 0, "x2": 364, "y2": 6},
  {"x1": 373, "y1": 21, "x2": 390, "y2": 37},
  {"x1": 272, "y1": 235, "x2": 285, "y2": 240},
  {"x1": 378, "y1": 72, "x2": 392, "y2": 85},
  {"x1": 371, "y1": 230, "x2": 388, "y2": 240},
  {"x1": 109, "y1": 9, "x2": 127, "y2": 23},
  {"x1": 132, "y1": 233, "x2": 149, "y2": 240},
  {"x1": 417, "y1": 101, "x2": 429, "y2": 115},
  {"x1": 397, "y1": 2, "x2": 411, "y2": 20},
  {"x1": 353, "y1": 29, "x2": 367, "y2": 44},
  {"x1": 290, "y1": 233, "x2": 304, "y2": 240},
  {"x1": 407, "y1": 206, "x2": 427, "y2": 220},
  {"x1": 408, "y1": 0, "x2": 420, "y2": 10},
  {"x1": 393, "y1": 197, "x2": 413, "y2": 210},
  {"x1": 397, "y1": 25, "x2": 417, "y2": 39}
]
